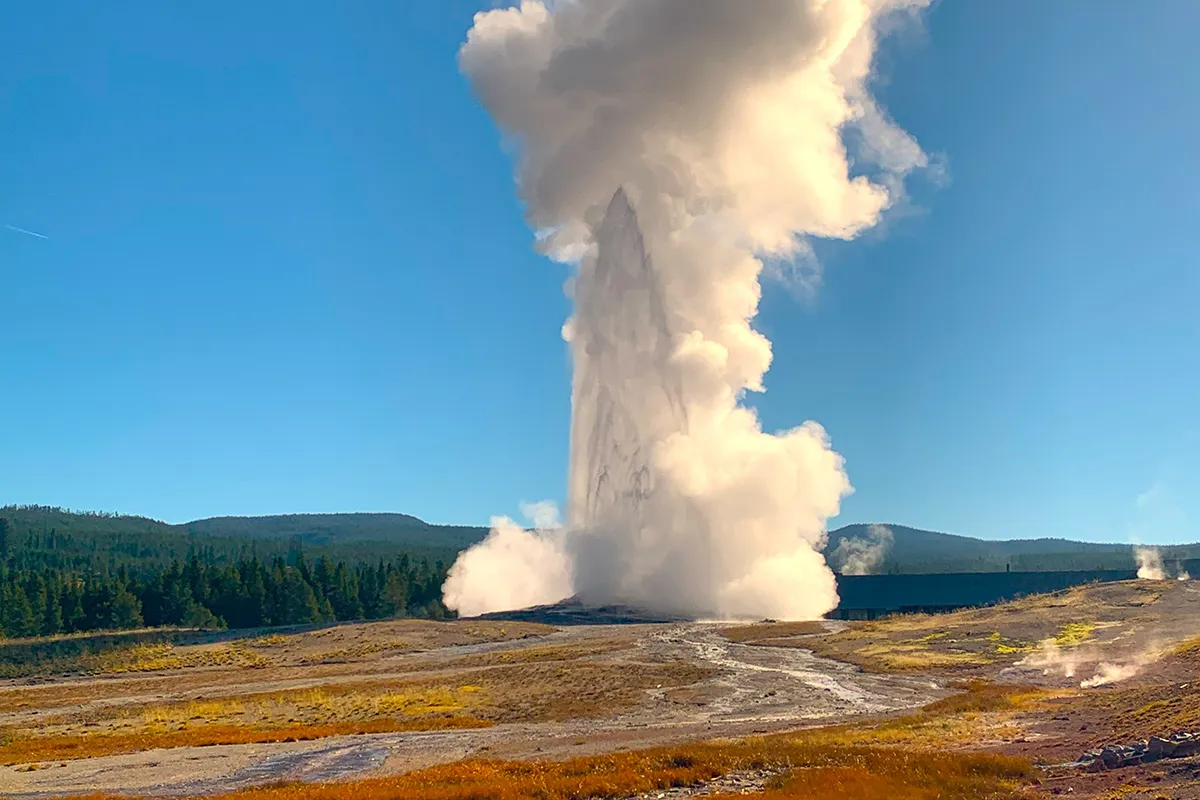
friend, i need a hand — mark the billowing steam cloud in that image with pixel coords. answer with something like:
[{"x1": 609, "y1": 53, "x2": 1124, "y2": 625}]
[
  {"x1": 1016, "y1": 639, "x2": 1165, "y2": 689},
  {"x1": 444, "y1": 0, "x2": 930, "y2": 620},
  {"x1": 1134, "y1": 546, "x2": 1190, "y2": 581},
  {"x1": 832, "y1": 524, "x2": 894, "y2": 575},
  {"x1": 1136, "y1": 546, "x2": 1167, "y2": 581},
  {"x1": 442, "y1": 503, "x2": 571, "y2": 618}
]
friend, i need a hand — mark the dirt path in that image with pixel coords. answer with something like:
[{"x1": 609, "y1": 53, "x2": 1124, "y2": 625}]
[{"x1": 0, "y1": 623, "x2": 940, "y2": 799}]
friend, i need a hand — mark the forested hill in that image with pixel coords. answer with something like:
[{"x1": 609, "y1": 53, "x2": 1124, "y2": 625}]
[
  {"x1": 827, "y1": 523, "x2": 1200, "y2": 573},
  {"x1": 0, "y1": 506, "x2": 486, "y2": 575},
  {"x1": 183, "y1": 513, "x2": 487, "y2": 550},
  {"x1": 0, "y1": 507, "x2": 464, "y2": 642}
]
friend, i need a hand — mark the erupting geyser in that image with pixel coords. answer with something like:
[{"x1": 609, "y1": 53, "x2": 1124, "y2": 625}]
[{"x1": 442, "y1": 0, "x2": 932, "y2": 620}]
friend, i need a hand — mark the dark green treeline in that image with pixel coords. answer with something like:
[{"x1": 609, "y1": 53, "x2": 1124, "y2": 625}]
[{"x1": 0, "y1": 525, "x2": 452, "y2": 639}]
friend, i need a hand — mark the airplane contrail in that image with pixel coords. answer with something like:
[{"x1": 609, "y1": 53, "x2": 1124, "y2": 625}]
[{"x1": 5, "y1": 224, "x2": 49, "y2": 239}]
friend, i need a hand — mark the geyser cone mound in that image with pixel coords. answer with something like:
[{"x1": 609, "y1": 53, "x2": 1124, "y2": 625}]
[{"x1": 475, "y1": 596, "x2": 689, "y2": 626}]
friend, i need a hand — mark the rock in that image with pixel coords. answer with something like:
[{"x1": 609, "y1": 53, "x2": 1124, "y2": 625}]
[
  {"x1": 1176, "y1": 741, "x2": 1200, "y2": 757},
  {"x1": 1073, "y1": 731, "x2": 1199, "y2": 772},
  {"x1": 1149, "y1": 736, "x2": 1175, "y2": 757}
]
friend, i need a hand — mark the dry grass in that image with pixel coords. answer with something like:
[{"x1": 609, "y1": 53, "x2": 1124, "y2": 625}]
[
  {"x1": 0, "y1": 654, "x2": 709, "y2": 764},
  {"x1": 717, "y1": 621, "x2": 827, "y2": 643},
  {"x1": 440, "y1": 641, "x2": 630, "y2": 669},
  {"x1": 119, "y1": 683, "x2": 484, "y2": 732},
  {"x1": 99, "y1": 643, "x2": 271, "y2": 674},
  {"x1": 1070, "y1": 681, "x2": 1200, "y2": 741},
  {"x1": 1043, "y1": 639, "x2": 1200, "y2": 743},
  {"x1": 462, "y1": 661, "x2": 715, "y2": 722},
  {"x1": 728, "y1": 582, "x2": 1182, "y2": 676},
  {"x1": 294, "y1": 639, "x2": 414, "y2": 666},
  {"x1": 1121, "y1": 693, "x2": 1200, "y2": 736},
  {"x1": 1172, "y1": 636, "x2": 1200, "y2": 662},
  {"x1": 0, "y1": 630, "x2": 186, "y2": 679},
  {"x1": 851, "y1": 642, "x2": 993, "y2": 671},
  {"x1": 774, "y1": 681, "x2": 1050, "y2": 752},
  {"x1": 784, "y1": 632, "x2": 1000, "y2": 674},
  {"x1": 741, "y1": 746, "x2": 1030, "y2": 800},
  {"x1": 0, "y1": 680, "x2": 495, "y2": 766},
  {"x1": 0, "y1": 620, "x2": 563, "y2": 718},
  {"x1": 5, "y1": 669, "x2": 1041, "y2": 798},
  {"x1": 921, "y1": 681, "x2": 1048, "y2": 716},
  {"x1": 92, "y1": 659, "x2": 704, "y2": 731},
  {"x1": 45, "y1": 738, "x2": 1031, "y2": 800},
  {"x1": 0, "y1": 716, "x2": 491, "y2": 765},
  {"x1": 0, "y1": 620, "x2": 557, "y2": 683}
]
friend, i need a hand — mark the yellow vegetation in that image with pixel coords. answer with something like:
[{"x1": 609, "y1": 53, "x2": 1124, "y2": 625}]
[
  {"x1": 142, "y1": 699, "x2": 246, "y2": 727},
  {"x1": 1172, "y1": 636, "x2": 1200, "y2": 659},
  {"x1": 123, "y1": 683, "x2": 486, "y2": 734},
  {"x1": 1054, "y1": 622, "x2": 1097, "y2": 647},
  {"x1": 98, "y1": 643, "x2": 269, "y2": 674},
  {"x1": 851, "y1": 643, "x2": 992, "y2": 671},
  {"x1": 248, "y1": 634, "x2": 290, "y2": 647}
]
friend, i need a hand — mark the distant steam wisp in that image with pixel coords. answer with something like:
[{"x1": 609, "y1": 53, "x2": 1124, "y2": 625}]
[{"x1": 831, "y1": 524, "x2": 894, "y2": 575}]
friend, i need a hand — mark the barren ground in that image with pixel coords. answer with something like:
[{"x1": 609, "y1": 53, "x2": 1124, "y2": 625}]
[{"x1": 0, "y1": 579, "x2": 1197, "y2": 800}]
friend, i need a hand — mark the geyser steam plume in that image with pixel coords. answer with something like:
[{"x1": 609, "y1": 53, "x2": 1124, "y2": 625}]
[
  {"x1": 443, "y1": 0, "x2": 930, "y2": 620},
  {"x1": 832, "y1": 525, "x2": 895, "y2": 576}
]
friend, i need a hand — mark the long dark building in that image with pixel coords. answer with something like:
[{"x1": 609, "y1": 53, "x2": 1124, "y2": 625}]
[{"x1": 829, "y1": 569, "x2": 1140, "y2": 620}]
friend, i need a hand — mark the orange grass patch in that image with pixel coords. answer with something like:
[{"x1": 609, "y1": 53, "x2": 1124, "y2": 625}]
[
  {"x1": 739, "y1": 747, "x2": 1031, "y2": 800},
  {"x1": 42, "y1": 739, "x2": 1030, "y2": 800},
  {"x1": 0, "y1": 717, "x2": 491, "y2": 765}
]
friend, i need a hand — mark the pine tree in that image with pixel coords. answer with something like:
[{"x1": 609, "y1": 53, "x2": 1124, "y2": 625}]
[
  {"x1": 242, "y1": 559, "x2": 268, "y2": 628},
  {"x1": 1, "y1": 579, "x2": 36, "y2": 638},
  {"x1": 328, "y1": 561, "x2": 364, "y2": 621},
  {"x1": 62, "y1": 581, "x2": 85, "y2": 633},
  {"x1": 0, "y1": 533, "x2": 455, "y2": 638},
  {"x1": 181, "y1": 602, "x2": 224, "y2": 630},
  {"x1": 382, "y1": 571, "x2": 408, "y2": 618},
  {"x1": 108, "y1": 585, "x2": 144, "y2": 629},
  {"x1": 41, "y1": 580, "x2": 64, "y2": 636},
  {"x1": 26, "y1": 574, "x2": 49, "y2": 635},
  {"x1": 276, "y1": 567, "x2": 321, "y2": 624}
]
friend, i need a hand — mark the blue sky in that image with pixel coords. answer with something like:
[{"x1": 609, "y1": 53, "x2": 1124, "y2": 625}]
[{"x1": 1, "y1": 2, "x2": 1196, "y2": 543}]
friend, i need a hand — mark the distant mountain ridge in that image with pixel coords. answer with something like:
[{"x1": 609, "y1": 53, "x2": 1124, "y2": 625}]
[
  {"x1": 0, "y1": 506, "x2": 486, "y2": 553},
  {"x1": 4, "y1": 505, "x2": 1197, "y2": 574},
  {"x1": 824, "y1": 523, "x2": 1187, "y2": 574},
  {"x1": 181, "y1": 512, "x2": 485, "y2": 550}
]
